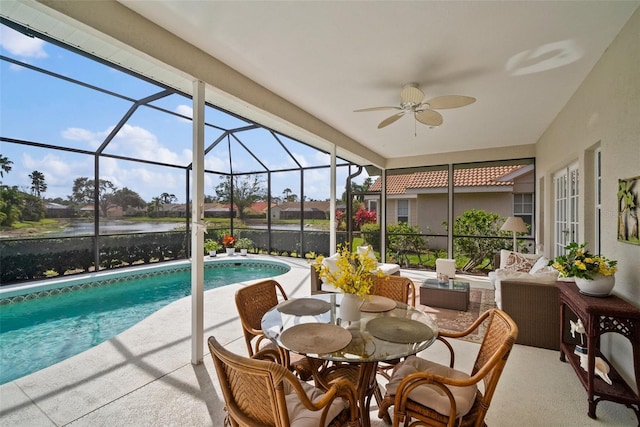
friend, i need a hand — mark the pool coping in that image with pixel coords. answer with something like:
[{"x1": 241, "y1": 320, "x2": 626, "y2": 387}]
[{"x1": 0, "y1": 255, "x2": 290, "y2": 303}]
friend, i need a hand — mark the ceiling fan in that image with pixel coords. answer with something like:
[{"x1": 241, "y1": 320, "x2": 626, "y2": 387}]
[{"x1": 354, "y1": 83, "x2": 476, "y2": 129}]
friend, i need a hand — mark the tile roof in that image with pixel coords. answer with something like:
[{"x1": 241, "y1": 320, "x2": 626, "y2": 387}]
[
  {"x1": 274, "y1": 201, "x2": 330, "y2": 211},
  {"x1": 370, "y1": 165, "x2": 523, "y2": 195}
]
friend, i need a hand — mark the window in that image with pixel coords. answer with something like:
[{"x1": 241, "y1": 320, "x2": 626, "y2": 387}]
[
  {"x1": 513, "y1": 193, "x2": 533, "y2": 235},
  {"x1": 368, "y1": 200, "x2": 377, "y2": 213},
  {"x1": 397, "y1": 200, "x2": 408, "y2": 223},
  {"x1": 553, "y1": 163, "x2": 579, "y2": 257}
]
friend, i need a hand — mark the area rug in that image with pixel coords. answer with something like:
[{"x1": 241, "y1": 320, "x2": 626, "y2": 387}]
[{"x1": 416, "y1": 287, "x2": 496, "y2": 343}]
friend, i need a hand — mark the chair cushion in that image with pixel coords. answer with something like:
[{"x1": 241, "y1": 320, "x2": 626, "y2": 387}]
[
  {"x1": 378, "y1": 262, "x2": 400, "y2": 275},
  {"x1": 386, "y1": 356, "x2": 477, "y2": 418},
  {"x1": 284, "y1": 380, "x2": 347, "y2": 427},
  {"x1": 500, "y1": 250, "x2": 541, "y2": 272}
]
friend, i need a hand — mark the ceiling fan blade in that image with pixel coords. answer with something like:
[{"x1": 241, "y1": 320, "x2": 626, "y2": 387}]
[
  {"x1": 400, "y1": 84, "x2": 425, "y2": 104},
  {"x1": 427, "y1": 95, "x2": 476, "y2": 109},
  {"x1": 415, "y1": 109, "x2": 443, "y2": 126},
  {"x1": 353, "y1": 106, "x2": 401, "y2": 112},
  {"x1": 378, "y1": 112, "x2": 406, "y2": 129}
]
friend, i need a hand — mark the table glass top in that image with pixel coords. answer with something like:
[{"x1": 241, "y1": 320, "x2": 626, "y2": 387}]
[
  {"x1": 422, "y1": 278, "x2": 470, "y2": 291},
  {"x1": 261, "y1": 293, "x2": 438, "y2": 363}
]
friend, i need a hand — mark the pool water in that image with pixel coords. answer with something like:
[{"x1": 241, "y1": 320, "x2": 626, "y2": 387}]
[{"x1": 0, "y1": 262, "x2": 288, "y2": 384}]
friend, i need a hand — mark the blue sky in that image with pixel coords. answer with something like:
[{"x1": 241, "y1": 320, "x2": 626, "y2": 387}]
[{"x1": 1, "y1": 24, "x2": 368, "y2": 204}]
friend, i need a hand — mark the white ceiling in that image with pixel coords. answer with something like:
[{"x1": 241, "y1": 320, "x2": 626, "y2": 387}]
[
  {"x1": 116, "y1": 0, "x2": 638, "y2": 161},
  {"x1": 4, "y1": 1, "x2": 639, "y2": 166}
]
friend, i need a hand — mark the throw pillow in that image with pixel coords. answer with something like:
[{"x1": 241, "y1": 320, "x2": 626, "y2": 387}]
[
  {"x1": 357, "y1": 245, "x2": 378, "y2": 265},
  {"x1": 529, "y1": 256, "x2": 550, "y2": 274},
  {"x1": 320, "y1": 254, "x2": 340, "y2": 284},
  {"x1": 500, "y1": 249, "x2": 541, "y2": 272}
]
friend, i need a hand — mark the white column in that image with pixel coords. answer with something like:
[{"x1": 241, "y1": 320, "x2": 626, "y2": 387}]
[
  {"x1": 448, "y1": 164, "x2": 454, "y2": 258},
  {"x1": 330, "y1": 145, "x2": 336, "y2": 252},
  {"x1": 381, "y1": 170, "x2": 387, "y2": 260},
  {"x1": 191, "y1": 80, "x2": 205, "y2": 365}
]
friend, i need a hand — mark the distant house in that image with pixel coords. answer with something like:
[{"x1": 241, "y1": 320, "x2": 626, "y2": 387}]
[
  {"x1": 366, "y1": 165, "x2": 534, "y2": 245},
  {"x1": 203, "y1": 202, "x2": 235, "y2": 218},
  {"x1": 270, "y1": 201, "x2": 330, "y2": 220},
  {"x1": 245, "y1": 201, "x2": 271, "y2": 218},
  {"x1": 44, "y1": 202, "x2": 74, "y2": 218}
]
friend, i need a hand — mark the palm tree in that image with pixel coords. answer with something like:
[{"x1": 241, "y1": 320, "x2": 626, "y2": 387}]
[
  {"x1": 0, "y1": 155, "x2": 13, "y2": 179},
  {"x1": 29, "y1": 170, "x2": 47, "y2": 199},
  {"x1": 159, "y1": 192, "x2": 177, "y2": 204}
]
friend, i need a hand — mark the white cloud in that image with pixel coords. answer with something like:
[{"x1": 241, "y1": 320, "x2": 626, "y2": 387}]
[
  {"x1": 61, "y1": 127, "x2": 104, "y2": 149},
  {"x1": 112, "y1": 124, "x2": 192, "y2": 165},
  {"x1": 20, "y1": 152, "x2": 92, "y2": 199},
  {"x1": 175, "y1": 104, "x2": 193, "y2": 123},
  {"x1": 0, "y1": 26, "x2": 47, "y2": 59}
]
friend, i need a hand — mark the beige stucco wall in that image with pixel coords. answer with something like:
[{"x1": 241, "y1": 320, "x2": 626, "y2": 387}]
[{"x1": 536, "y1": 7, "x2": 640, "y2": 385}]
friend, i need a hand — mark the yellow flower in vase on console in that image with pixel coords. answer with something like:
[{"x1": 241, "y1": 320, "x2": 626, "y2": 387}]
[{"x1": 550, "y1": 242, "x2": 618, "y2": 296}]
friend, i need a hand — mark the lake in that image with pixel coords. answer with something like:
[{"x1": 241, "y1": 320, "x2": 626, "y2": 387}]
[{"x1": 43, "y1": 220, "x2": 185, "y2": 237}]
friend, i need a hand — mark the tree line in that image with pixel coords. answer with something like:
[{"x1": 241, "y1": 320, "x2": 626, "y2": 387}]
[{"x1": 1, "y1": 155, "x2": 340, "y2": 226}]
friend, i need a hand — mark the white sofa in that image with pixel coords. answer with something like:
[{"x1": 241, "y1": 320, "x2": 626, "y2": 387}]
[{"x1": 489, "y1": 250, "x2": 559, "y2": 309}]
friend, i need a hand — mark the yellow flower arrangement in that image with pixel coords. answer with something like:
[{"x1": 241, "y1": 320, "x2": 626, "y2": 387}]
[
  {"x1": 312, "y1": 243, "x2": 383, "y2": 297},
  {"x1": 549, "y1": 242, "x2": 617, "y2": 279}
]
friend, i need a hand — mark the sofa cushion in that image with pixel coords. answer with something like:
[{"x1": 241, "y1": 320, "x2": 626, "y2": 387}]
[
  {"x1": 493, "y1": 268, "x2": 559, "y2": 309},
  {"x1": 385, "y1": 356, "x2": 477, "y2": 418},
  {"x1": 500, "y1": 250, "x2": 541, "y2": 272}
]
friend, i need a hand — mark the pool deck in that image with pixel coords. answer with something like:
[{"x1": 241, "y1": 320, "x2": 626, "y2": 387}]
[{"x1": 1, "y1": 256, "x2": 635, "y2": 426}]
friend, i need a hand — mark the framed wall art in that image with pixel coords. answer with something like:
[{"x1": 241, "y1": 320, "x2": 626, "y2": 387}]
[{"x1": 618, "y1": 176, "x2": 639, "y2": 245}]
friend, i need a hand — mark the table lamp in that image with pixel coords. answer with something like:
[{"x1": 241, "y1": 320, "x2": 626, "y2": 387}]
[{"x1": 500, "y1": 216, "x2": 528, "y2": 251}]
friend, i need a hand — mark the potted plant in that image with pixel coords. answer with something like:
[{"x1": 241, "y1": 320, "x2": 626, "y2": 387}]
[
  {"x1": 235, "y1": 237, "x2": 253, "y2": 256},
  {"x1": 312, "y1": 242, "x2": 384, "y2": 321},
  {"x1": 222, "y1": 235, "x2": 236, "y2": 255},
  {"x1": 549, "y1": 242, "x2": 617, "y2": 296},
  {"x1": 204, "y1": 239, "x2": 222, "y2": 257}
]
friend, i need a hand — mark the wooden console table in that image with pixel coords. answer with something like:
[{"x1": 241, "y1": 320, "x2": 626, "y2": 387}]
[{"x1": 557, "y1": 282, "x2": 640, "y2": 423}]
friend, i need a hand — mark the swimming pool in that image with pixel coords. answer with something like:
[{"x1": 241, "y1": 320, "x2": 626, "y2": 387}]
[{"x1": 0, "y1": 259, "x2": 289, "y2": 384}]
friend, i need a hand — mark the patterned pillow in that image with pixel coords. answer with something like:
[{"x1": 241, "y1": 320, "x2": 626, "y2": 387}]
[{"x1": 500, "y1": 250, "x2": 541, "y2": 272}]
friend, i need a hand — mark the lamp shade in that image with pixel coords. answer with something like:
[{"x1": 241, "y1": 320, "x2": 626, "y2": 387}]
[{"x1": 500, "y1": 216, "x2": 528, "y2": 233}]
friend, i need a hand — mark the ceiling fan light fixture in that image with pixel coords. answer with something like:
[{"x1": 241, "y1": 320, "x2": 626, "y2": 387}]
[
  {"x1": 355, "y1": 83, "x2": 474, "y2": 130},
  {"x1": 400, "y1": 83, "x2": 424, "y2": 106}
]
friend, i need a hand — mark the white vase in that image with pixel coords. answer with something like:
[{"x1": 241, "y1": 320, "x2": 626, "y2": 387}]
[
  {"x1": 340, "y1": 293, "x2": 363, "y2": 322},
  {"x1": 239, "y1": 248, "x2": 248, "y2": 256},
  {"x1": 226, "y1": 247, "x2": 235, "y2": 256},
  {"x1": 209, "y1": 251, "x2": 216, "y2": 257},
  {"x1": 575, "y1": 275, "x2": 615, "y2": 297}
]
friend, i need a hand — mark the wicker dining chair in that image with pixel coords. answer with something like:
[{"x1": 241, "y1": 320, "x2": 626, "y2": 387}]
[
  {"x1": 369, "y1": 274, "x2": 416, "y2": 307},
  {"x1": 378, "y1": 308, "x2": 518, "y2": 427},
  {"x1": 234, "y1": 279, "x2": 313, "y2": 380},
  {"x1": 208, "y1": 336, "x2": 360, "y2": 427},
  {"x1": 369, "y1": 275, "x2": 417, "y2": 382}
]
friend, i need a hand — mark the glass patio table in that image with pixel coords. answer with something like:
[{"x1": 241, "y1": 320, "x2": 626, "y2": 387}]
[{"x1": 261, "y1": 293, "x2": 438, "y2": 427}]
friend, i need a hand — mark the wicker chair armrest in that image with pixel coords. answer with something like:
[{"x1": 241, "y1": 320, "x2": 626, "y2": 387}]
[
  {"x1": 284, "y1": 374, "x2": 359, "y2": 425},
  {"x1": 252, "y1": 347, "x2": 282, "y2": 364},
  {"x1": 438, "y1": 309, "x2": 492, "y2": 340},
  {"x1": 435, "y1": 336, "x2": 456, "y2": 368},
  {"x1": 394, "y1": 371, "x2": 465, "y2": 426}
]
